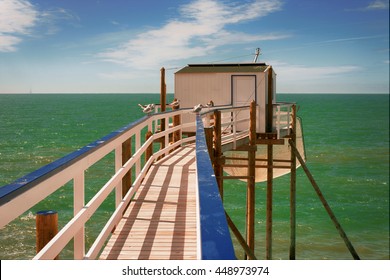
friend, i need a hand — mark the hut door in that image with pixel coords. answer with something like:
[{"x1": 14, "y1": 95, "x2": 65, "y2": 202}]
[{"x1": 232, "y1": 75, "x2": 256, "y2": 130}]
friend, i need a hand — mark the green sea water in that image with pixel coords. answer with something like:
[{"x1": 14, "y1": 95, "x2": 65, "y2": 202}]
[{"x1": 0, "y1": 93, "x2": 388, "y2": 260}]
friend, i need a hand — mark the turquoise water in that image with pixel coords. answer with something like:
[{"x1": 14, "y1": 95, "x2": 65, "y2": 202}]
[{"x1": 0, "y1": 93, "x2": 388, "y2": 260}]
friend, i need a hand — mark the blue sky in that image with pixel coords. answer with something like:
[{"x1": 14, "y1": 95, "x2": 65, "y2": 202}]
[{"x1": 0, "y1": 0, "x2": 389, "y2": 93}]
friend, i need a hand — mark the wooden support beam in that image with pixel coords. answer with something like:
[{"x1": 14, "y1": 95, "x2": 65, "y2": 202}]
[
  {"x1": 222, "y1": 163, "x2": 291, "y2": 169},
  {"x1": 160, "y1": 67, "x2": 166, "y2": 131},
  {"x1": 220, "y1": 175, "x2": 251, "y2": 180},
  {"x1": 266, "y1": 66, "x2": 274, "y2": 133},
  {"x1": 266, "y1": 142, "x2": 273, "y2": 260},
  {"x1": 213, "y1": 110, "x2": 223, "y2": 198},
  {"x1": 204, "y1": 127, "x2": 214, "y2": 163},
  {"x1": 256, "y1": 139, "x2": 285, "y2": 145},
  {"x1": 225, "y1": 211, "x2": 257, "y2": 260},
  {"x1": 246, "y1": 100, "x2": 256, "y2": 260},
  {"x1": 289, "y1": 139, "x2": 360, "y2": 260},
  {"x1": 289, "y1": 104, "x2": 297, "y2": 260}
]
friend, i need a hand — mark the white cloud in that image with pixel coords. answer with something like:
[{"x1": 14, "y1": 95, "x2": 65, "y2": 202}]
[
  {"x1": 365, "y1": 0, "x2": 389, "y2": 10},
  {"x1": 98, "y1": 0, "x2": 284, "y2": 70},
  {"x1": 0, "y1": 1, "x2": 79, "y2": 52},
  {"x1": 272, "y1": 61, "x2": 362, "y2": 81},
  {"x1": 0, "y1": 0, "x2": 38, "y2": 52}
]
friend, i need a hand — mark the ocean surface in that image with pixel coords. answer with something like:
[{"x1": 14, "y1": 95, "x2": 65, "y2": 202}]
[{"x1": 0, "y1": 93, "x2": 388, "y2": 260}]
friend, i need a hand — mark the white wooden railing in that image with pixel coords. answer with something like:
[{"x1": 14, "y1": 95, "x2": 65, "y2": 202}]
[
  {"x1": 0, "y1": 102, "x2": 293, "y2": 259},
  {"x1": 0, "y1": 108, "x2": 195, "y2": 259},
  {"x1": 273, "y1": 102, "x2": 294, "y2": 138}
]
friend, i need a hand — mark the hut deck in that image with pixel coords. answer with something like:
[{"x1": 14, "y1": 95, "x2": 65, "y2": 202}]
[{"x1": 99, "y1": 145, "x2": 198, "y2": 260}]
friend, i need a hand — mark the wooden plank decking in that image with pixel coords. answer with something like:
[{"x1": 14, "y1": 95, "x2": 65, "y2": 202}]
[{"x1": 99, "y1": 145, "x2": 198, "y2": 260}]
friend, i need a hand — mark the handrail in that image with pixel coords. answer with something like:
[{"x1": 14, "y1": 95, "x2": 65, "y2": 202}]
[
  {"x1": 273, "y1": 102, "x2": 295, "y2": 138},
  {"x1": 1, "y1": 105, "x2": 254, "y2": 260},
  {"x1": 195, "y1": 114, "x2": 236, "y2": 260},
  {"x1": 0, "y1": 108, "x2": 194, "y2": 259}
]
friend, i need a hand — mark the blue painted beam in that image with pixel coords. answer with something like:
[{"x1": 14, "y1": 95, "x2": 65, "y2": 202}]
[{"x1": 195, "y1": 114, "x2": 236, "y2": 260}]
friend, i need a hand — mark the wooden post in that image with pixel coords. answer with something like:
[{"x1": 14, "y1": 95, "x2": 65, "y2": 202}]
[
  {"x1": 204, "y1": 127, "x2": 214, "y2": 162},
  {"x1": 289, "y1": 140, "x2": 361, "y2": 260},
  {"x1": 246, "y1": 100, "x2": 257, "y2": 260},
  {"x1": 265, "y1": 143, "x2": 273, "y2": 260},
  {"x1": 36, "y1": 210, "x2": 58, "y2": 259},
  {"x1": 289, "y1": 104, "x2": 297, "y2": 260},
  {"x1": 213, "y1": 110, "x2": 223, "y2": 197},
  {"x1": 122, "y1": 138, "x2": 132, "y2": 198},
  {"x1": 160, "y1": 67, "x2": 166, "y2": 132},
  {"x1": 265, "y1": 67, "x2": 274, "y2": 260},
  {"x1": 267, "y1": 66, "x2": 274, "y2": 133},
  {"x1": 145, "y1": 131, "x2": 153, "y2": 162},
  {"x1": 172, "y1": 100, "x2": 181, "y2": 143}
]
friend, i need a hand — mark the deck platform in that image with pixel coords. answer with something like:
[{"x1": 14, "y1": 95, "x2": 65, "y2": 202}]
[{"x1": 99, "y1": 146, "x2": 198, "y2": 260}]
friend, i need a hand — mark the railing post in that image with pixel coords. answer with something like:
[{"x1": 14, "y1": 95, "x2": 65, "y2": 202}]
[
  {"x1": 36, "y1": 210, "x2": 58, "y2": 259},
  {"x1": 172, "y1": 101, "x2": 181, "y2": 143},
  {"x1": 145, "y1": 131, "x2": 153, "y2": 162},
  {"x1": 115, "y1": 145, "x2": 122, "y2": 208},
  {"x1": 73, "y1": 171, "x2": 85, "y2": 259},
  {"x1": 122, "y1": 138, "x2": 132, "y2": 198}
]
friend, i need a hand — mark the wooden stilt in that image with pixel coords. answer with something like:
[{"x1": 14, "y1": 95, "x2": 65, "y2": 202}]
[
  {"x1": 246, "y1": 101, "x2": 257, "y2": 260},
  {"x1": 160, "y1": 67, "x2": 166, "y2": 131},
  {"x1": 265, "y1": 66, "x2": 274, "y2": 260},
  {"x1": 204, "y1": 127, "x2": 214, "y2": 162},
  {"x1": 289, "y1": 104, "x2": 297, "y2": 260},
  {"x1": 266, "y1": 143, "x2": 273, "y2": 260},
  {"x1": 36, "y1": 210, "x2": 58, "y2": 259},
  {"x1": 213, "y1": 110, "x2": 223, "y2": 197},
  {"x1": 122, "y1": 138, "x2": 132, "y2": 198},
  {"x1": 289, "y1": 140, "x2": 361, "y2": 260}
]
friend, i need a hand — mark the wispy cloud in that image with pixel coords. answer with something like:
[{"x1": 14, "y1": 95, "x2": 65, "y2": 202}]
[
  {"x1": 347, "y1": 0, "x2": 390, "y2": 11},
  {"x1": 0, "y1": 0, "x2": 38, "y2": 52},
  {"x1": 365, "y1": 0, "x2": 389, "y2": 10},
  {"x1": 98, "y1": 0, "x2": 284, "y2": 70},
  {"x1": 272, "y1": 61, "x2": 362, "y2": 81},
  {"x1": 38, "y1": 8, "x2": 81, "y2": 36},
  {"x1": 0, "y1": 0, "x2": 80, "y2": 52}
]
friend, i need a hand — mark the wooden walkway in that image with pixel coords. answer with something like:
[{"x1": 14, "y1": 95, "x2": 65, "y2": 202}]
[{"x1": 99, "y1": 145, "x2": 198, "y2": 260}]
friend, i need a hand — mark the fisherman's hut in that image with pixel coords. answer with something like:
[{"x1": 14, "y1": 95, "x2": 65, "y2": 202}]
[
  {"x1": 174, "y1": 62, "x2": 304, "y2": 183},
  {"x1": 174, "y1": 63, "x2": 276, "y2": 133}
]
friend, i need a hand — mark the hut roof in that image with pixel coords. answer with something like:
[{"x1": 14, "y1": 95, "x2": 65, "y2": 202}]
[{"x1": 175, "y1": 63, "x2": 269, "y2": 74}]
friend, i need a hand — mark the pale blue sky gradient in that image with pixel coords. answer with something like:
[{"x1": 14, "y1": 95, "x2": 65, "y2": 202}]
[{"x1": 0, "y1": 0, "x2": 389, "y2": 93}]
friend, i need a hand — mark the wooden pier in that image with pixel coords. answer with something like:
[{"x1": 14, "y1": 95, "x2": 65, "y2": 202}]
[{"x1": 0, "y1": 63, "x2": 360, "y2": 260}]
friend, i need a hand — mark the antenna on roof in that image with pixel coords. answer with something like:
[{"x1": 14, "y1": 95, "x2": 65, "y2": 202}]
[{"x1": 253, "y1": 48, "x2": 261, "y2": 63}]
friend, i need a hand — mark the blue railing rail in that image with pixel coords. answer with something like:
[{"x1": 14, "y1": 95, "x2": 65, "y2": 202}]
[{"x1": 195, "y1": 114, "x2": 236, "y2": 260}]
